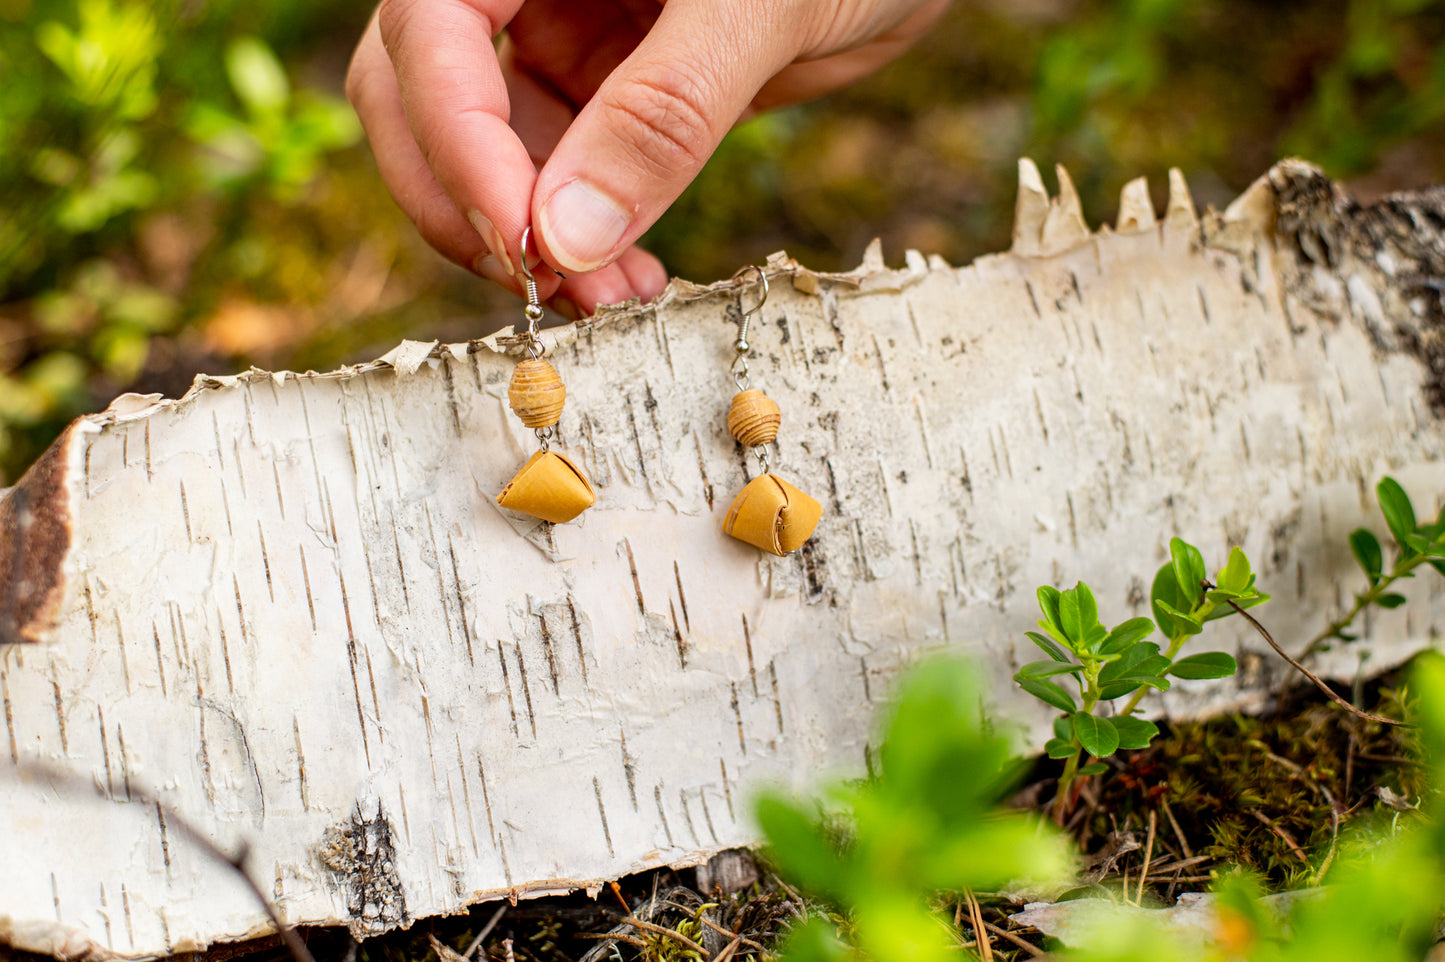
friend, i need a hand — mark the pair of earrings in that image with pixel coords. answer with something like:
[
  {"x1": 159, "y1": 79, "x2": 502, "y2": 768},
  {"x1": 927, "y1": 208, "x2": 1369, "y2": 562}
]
[{"x1": 495, "y1": 250, "x2": 820, "y2": 558}]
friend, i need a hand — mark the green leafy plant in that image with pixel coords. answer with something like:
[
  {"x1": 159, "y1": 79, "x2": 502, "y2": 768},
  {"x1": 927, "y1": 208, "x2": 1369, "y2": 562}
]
[
  {"x1": 756, "y1": 658, "x2": 1069, "y2": 962},
  {"x1": 1304, "y1": 476, "x2": 1445, "y2": 658},
  {"x1": 1016, "y1": 538, "x2": 1268, "y2": 816}
]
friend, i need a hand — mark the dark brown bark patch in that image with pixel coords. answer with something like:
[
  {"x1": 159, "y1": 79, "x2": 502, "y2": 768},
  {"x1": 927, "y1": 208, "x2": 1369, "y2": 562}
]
[{"x1": 0, "y1": 425, "x2": 75, "y2": 645}]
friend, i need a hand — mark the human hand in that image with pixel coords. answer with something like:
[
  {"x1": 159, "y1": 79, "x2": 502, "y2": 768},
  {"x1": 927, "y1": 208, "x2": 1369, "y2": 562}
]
[{"x1": 347, "y1": 0, "x2": 948, "y2": 318}]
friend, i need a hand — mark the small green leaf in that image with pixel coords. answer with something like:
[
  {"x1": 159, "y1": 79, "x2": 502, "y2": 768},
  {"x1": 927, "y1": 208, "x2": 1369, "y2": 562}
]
[
  {"x1": 1377, "y1": 477, "x2": 1417, "y2": 549},
  {"x1": 1099, "y1": 673, "x2": 1172, "y2": 700},
  {"x1": 1075, "y1": 582, "x2": 1100, "y2": 634},
  {"x1": 1376, "y1": 593, "x2": 1408, "y2": 609},
  {"x1": 1112, "y1": 716, "x2": 1159, "y2": 750},
  {"x1": 1170, "y1": 537, "x2": 1206, "y2": 607},
  {"x1": 1169, "y1": 651, "x2": 1239, "y2": 679},
  {"x1": 1156, "y1": 599, "x2": 1203, "y2": 636},
  {"x1": 1151, "y1": 562, "x2": 1191, "y2": 638},
  {"x1": 1044, "y1": 738, "x2": 1076, "y2": 759},
  {"x1": 1431, "y1": 560, "x2": 1445, "y2": 577},
  {"x1": 1026, "y1": 630, "x2": 1071, "y2": 663},
  {"x1": 1059, "y1": 587, "x2": 1082, "y2": 645},
  {"x1": 1072, "y1": 712, "x2": 1119, "y2": 758},
  {"x1": 1099, "y1": 644, "x2": 1162, "y2": 684},
  {"x1": 754, "y1": 794, "x2": 847, "y2": 899},
  {"x1": 1100, "y1": 617, "x2": 1155, "y2": 655},
  {"x1": 1016, "y1": 660, "x2": 1086, "y2": 680},
  {"x1": 1037, "y1": 586, "x2": 1063, "y2": 633},
  {"x1": 1078, "y1": 762, "x2": 1108, "y2": 777},
  {"x1": 1349, "y1": 529, "x2": 1384, "y2": 586},
  {"x1": 1019, "y1": 677, "x2": 1077, "y2": 713},
  {"x1": 1216, "y1": 546, "x2": 1252, "y2": 594},
  {"x1": 1053, "y1": 715, "x2": 1074, "y2": 742}
]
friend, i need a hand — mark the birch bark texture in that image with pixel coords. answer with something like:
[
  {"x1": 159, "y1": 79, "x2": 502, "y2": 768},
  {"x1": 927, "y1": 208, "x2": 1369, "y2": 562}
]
[{"x1": 2, "y1": 159, "x2": 1443, "y2": 960}]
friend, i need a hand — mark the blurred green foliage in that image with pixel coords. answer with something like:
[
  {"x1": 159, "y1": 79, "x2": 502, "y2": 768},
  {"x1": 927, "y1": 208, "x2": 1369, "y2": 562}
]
[{"x1": 2, "y1": 0, "x2": 1444, "y2": 484}]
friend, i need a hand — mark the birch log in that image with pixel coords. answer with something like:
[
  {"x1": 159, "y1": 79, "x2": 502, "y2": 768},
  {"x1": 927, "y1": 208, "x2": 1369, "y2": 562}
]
[{"x1": 2, "y1": 159, "x2": 1444, "y2": 960}]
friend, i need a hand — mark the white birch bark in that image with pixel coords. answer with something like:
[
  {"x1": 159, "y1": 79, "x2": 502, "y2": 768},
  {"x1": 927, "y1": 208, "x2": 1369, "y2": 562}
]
[{"x1": 1, "y1": 159, "x2": 1442, "y2": 960}]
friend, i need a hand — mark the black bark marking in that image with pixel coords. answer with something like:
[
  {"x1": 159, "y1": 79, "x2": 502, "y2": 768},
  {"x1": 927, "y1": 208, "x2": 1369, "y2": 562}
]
[
  {"x1": 699, "y1": 790, "x2": 719, "y2": 844},
  {"x1": 97, "y1": 705, "x2": 112, "y2": 795},
  {"x1": 258, "y1": 523, "x2": 274, "y2": 603},
  {"x1": 218, "y1": 475, "x2": 234, "y2": 538},
  {"x1": 769, "y1": 661, "x2": 784, "y2": 734},
  {"x1": 342, "y1": 570, "x2": 372, "y2": 768},
  {"x1": 622, "y1": 537, "x2": 645, "y2": 613},
  {"x1": 456, "y1": 736, "x2": 480, "y2": 857},
  {"x1": 669, "y1": 598, "x2": 687, "y2": 669},
  {"x1": 272, "y1": 460, "x2": 286, "y2": 520},
  {"x1": 1197, "y1": 284, "x2": 1212, "y2": 324},
  {"x1": 51, "y1": 675, "x2": 68, "y2": 754},
  {"x1": 539, "y1": 610, "x2": 560, "y2": 694},
  {"x1": 476, "y1": 753, "x2": 497, "y2": 837},
  {"x1": 299, "y1": 546, "x2": 317, "y2": 633},
  {"x1": 673, "y1": 561, "x2": 691, "y2": 633},
  {"x1": 680, "y1": 789, "x2": 701, "y2": 847},
  {"x1": 442, "y1": 358, "x2": 464, "y2": 437},
  {"x1": 913, "y1": 397, "x2": 935, "y2": 468},
  {"x1": 218, "y1": 609, "x2": 235, "y2": 694},
  {"x1": 654, "y1": 784, "x2": 675, "y2": 848},
  {"x1": 871, "y1": 334, "x2": 890, "y2": 393},
  {"x1": 497, "y1": 643, "x2": 519, "y2": 736},
  {"x1": 449, "y1": 536, "x2": 475, "y2": 666},
  {"x1": 117, "y1": 724, "x2": 131, "y2": 800},
  {"x1": 1033, "y1": 389, "x2": 1050, "y2": 443},
  {"x1": 800, "y1": 538, "x2": 827, "y2": 601},
  {"x1": 719, "y1": 759, "x2": 735, "y2": 822},
  {"x1": 823, "y1": 295, "x2": 845, "y2": 351},
  {"x1": 144, "y1": 421, "x2": 152, "y2": 483},
  {"x1": 860, "y1": 657, "x2": 872, "y2": 702},
  {"x1": 741, "y1": 614, "x2": 758, "y2": 697},
  {"x1": 594, "y1": 777, "x2": 615, "y2": 857},
  {"x1": 909, "y1": 519, "x2": 923, "y2": 586},
  {"x1": 1069, "y1": 269, "x2": 1084, "y2": 304},
  {"x1": 515, "y1": 642, "x2": 537, "y2": 738},
  {"x1": 179, "y1": 481, "x2": 193, "y2": 543},
  {"x1": 693, "y1": 431, "x2": 714, "y2": 511},
  {"x1": 824, "y1": 457, "x2": 843, "y2": 514},
  {"x1": 1067, "y1": 492, "x2": 1079, "y2": 549},
  {"x1": 425, "y1": 504, "x2": 458, "y2": 652},
  {"x1": 1025, "y1": 280, "x2": 1042, "y2": 318},
  {"x1": 156, "y1": 802, "x2": 172, "y2": 879},
  {"x1": 391, "y1": 515, "x2": 411, "y2": 614},
  {"x1": 730, "y1": 682, "x2": 746, "y2": 755},
  {"x1": 567, "y1": 598, "x2": 588, "y2": 685},
  {"x1": 294, "y1": 716, "x2": 310, "y2": 811},
  {"x1": 318, "y1": 804, "x2": 409, "y2": 936},
  {"x1": 151, "y1": 621, "x2": 167, "y2": 697},
  {"x1": 625, "y1": 397, "x2": 648, "y2": 477}
]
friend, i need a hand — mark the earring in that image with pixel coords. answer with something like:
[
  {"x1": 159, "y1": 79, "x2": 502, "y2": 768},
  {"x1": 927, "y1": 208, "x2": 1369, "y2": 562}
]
[
  {"x1": 720, "y1": 266, "x2": 822, "y2": 556},
  {"x1": 495, "y1": 230, "x2": 596, "y2": 523}
]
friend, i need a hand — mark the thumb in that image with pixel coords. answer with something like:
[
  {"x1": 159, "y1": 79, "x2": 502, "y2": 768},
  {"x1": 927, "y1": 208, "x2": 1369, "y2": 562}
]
[{"x1": 531, "y1": 0, "x2": 800, "y2": 275}]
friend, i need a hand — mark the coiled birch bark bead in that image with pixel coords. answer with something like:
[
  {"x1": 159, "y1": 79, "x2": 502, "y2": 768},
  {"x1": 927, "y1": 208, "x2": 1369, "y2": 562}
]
[
  {"x1": 727, "y1": 389, "x2": 781, "y2": 447},
  {"x1": 508, "y1": 358, "x2": 566, "y2": 428}
]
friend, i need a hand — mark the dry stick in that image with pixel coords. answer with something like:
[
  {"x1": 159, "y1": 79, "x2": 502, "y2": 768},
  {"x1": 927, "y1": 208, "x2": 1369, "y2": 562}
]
[
  {"x1": 678, "y1": 907, "x2": 764, "y2": 952},
  {"x1": 1137, "y1": 810, "x2": 1157, "y2": 906},
  {"x1": 1248, "y1": 810, "x2": 1310, "y2": 864},
  {"x1": 981, "y1": 920, "x2": 1045, "y2": 959},
  {"x1": 3, "y1": 758, "x2": 315, "y2": 962},
  {"x1": 713, "y1": 936, "x2": 745, "y2": 962},
  {"x1": 502, "y1": 938, "x2": 516, "y2": 962},
  {"x1": 575, "y1": 933, "x2": 649, "y2": 949},
  {"x1": 1226, "y1": 599, "x2": 1405, "y2": 727},
  {"x1": 964, "y1": 889, "x2": 994, "y2": 962},
  {"x1": 1159, "y1": 797, "x2": 1193, "y2": 861},
  {"x1": 611, "y1": 913, "x2": 711, "y2": 959},
  {"x1": 461, "y1": 903, "x2": 509, "y2": 962}
]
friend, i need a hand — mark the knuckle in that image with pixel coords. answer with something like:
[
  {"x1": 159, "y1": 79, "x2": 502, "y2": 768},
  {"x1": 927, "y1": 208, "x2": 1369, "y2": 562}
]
[
  {"x1": 600, "y1": 65, "x2": 718, "y2": 175},
  {"x1": 376, "y1": 0, "x2": 417, "y2": 52}
]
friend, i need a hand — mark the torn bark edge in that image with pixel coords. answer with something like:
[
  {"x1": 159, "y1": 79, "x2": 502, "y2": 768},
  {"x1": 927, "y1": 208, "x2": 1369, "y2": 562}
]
[{"x1": 0, "y1": 422, "x2": 76, "y2": 645}]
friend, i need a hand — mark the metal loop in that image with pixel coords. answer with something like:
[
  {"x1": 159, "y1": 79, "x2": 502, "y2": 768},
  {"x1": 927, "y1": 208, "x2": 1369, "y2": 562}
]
[
  {"x1": 731, "y1": 354, "x2": 750, "y2": 391},
  {"x1": 753, "y1": 445, "x2": 770, "y2": 474},
  {"x1": 535, "y1": 426, "x2": 553, "y2": 452},
  {"x1": 519, "y1": 227, "x2": 543, "y2": 347},
  {"x1": 730, "y1": 265, "x2": 768, "y2": 355}
]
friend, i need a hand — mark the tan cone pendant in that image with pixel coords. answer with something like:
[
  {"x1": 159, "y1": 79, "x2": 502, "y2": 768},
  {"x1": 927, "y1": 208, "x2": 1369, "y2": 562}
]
[{"x1": 724, "y1": 472, "x2": 822, "y2": 555}]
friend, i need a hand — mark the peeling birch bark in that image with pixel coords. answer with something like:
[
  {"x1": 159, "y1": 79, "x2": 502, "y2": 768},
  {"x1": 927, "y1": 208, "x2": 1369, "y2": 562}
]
[{"x1": 1, "y1": 159, "x2": 1443, "y2": 960}]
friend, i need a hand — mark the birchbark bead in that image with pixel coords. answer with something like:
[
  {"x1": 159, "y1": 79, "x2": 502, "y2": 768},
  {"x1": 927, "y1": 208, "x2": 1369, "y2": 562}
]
[
  {"x1": 727, "y1": 389, "x2": 781, "y2": 447},
  {"x1": 508, "y1": 358, "x2": 566, "y2": 428}
]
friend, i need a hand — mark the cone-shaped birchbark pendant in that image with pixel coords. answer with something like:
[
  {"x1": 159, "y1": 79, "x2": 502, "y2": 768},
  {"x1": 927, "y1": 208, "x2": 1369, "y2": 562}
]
[
  {"x1": 494, "y1": 238, "x2": 596, "y2": 524},
  {"x1": 723, "y1": 472, "x2": 822, "y2": 556}
]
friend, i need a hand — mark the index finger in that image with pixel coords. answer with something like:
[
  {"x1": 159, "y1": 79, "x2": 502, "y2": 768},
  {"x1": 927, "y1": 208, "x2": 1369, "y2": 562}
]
[{"x1": 377, "y1": 0, "x2": 536, "y2": 276}]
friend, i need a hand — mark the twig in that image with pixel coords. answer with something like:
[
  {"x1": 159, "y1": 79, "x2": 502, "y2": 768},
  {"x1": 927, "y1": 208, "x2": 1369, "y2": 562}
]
[
  {"x1": 671, "y1": 905, "x2": 762, "y2": 951},
  {"x1": 1137, "y1": 810, "x2": 1156, "y2": 906},
  {"x1": 502, "y1": 938, "x2": 516, "y2": 962},
  {"x1": 963, "y1": 889, "x2": 993, "y2": 962},
  {"x1": 981, "y1": 920, "x2": 1045, "y2": 959},
  {"x1": 2, "y1": 758, "x2": 315, "y2": 962},
  {"x1": 1248, "y1": 809, "x2": 1309, "y2": 864},
  {"x1": 1159, "y1": 797, "x2": 1193, "y2": 861},
  {"x1": 713, "y1": 936, "x2": 744, "y2": 962},
  {"x1": 1227, "y1": 599, "x2": 1405, "y2": 726},
  {"x1": 462, "y1": 903, "x2": 509, "y2": 961},
  {"x1": 576, "y1": 933, "x2": 649, "y2": 949},
  {"x1": 609, "y1": 912, "x2": 711, "y2": 959}
]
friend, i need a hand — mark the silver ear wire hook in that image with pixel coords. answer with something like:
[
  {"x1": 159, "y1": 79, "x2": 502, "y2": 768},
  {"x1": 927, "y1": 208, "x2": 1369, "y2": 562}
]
[
  {"x1": 730, "y1": 265, "x2": 768, "y2": 392},
  {"x1": 518, "y1": 227, "x2": 545, "y2": 359}
]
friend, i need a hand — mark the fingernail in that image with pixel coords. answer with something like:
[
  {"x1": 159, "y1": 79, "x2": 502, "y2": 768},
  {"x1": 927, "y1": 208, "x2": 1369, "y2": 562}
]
[
  {"x1": 538, "y1": 180, "x2": 631, "y2": 273},
  {"x1": 467, "y1": 210, "x2": 514, "y2": 276},
  {"x1": 552, "y1": 297, "x2": 582, "y2": 321},
  {"x1": 473, "y1": 253, "x2": 515, "y2": 290}
]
